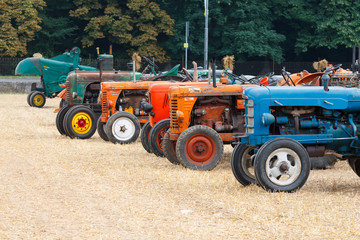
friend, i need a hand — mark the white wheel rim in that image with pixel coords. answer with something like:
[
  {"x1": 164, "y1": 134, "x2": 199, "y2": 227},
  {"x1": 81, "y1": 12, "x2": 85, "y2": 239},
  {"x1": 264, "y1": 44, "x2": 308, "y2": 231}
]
[
  {"x1": 111, "y1": 117, "x2": 136, "y2": 141},
  {"x1": 265, "y1": 148, "x2": 301, "y2": 186}
]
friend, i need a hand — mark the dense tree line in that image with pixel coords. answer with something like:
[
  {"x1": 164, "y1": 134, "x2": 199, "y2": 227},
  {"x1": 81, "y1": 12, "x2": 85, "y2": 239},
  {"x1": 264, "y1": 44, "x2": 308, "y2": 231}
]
[{"x1": 1, "y1": 0, "x2": 360, "y2": 63}]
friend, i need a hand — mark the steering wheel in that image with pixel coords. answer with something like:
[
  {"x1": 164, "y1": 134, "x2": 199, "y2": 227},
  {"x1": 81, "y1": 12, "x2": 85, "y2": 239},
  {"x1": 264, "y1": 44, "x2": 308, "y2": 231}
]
[
  {"x1": 182, "y1": 68, "x2": 193, "y2": 81},
  {"x1": 281, "y1": 69, "x2": 296, "y2": 86},
  {"x1": 325, "y1": 63, "x2": 342, "y2": 73},
  {"x1": 143, "y1": 56, "x2": 159, "y2": 70}
]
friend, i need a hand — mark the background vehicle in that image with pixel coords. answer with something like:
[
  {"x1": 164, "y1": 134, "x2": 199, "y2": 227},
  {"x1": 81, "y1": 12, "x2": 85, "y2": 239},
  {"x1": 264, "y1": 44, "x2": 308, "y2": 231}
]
[
  {"x1": 99, "y1": 72, "x2": 187, "y2": 144},
  {"x1": 231, "y1": 80, "x2": 360, "y2": 192},
  {"x1": 56, "y1": 54, "x2": 182, "y2": 139},
  {"x1": 15, "y1": 47, "x2": 97, "y2": 107}
]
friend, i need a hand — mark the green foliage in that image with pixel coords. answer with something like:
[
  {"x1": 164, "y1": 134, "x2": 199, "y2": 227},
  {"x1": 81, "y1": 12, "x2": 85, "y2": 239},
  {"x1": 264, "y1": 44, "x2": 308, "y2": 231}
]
[
  {"x1": 158, "y1": 0, "x2": 285, "y2": 63},
  {"x1": 0, "y1": 0, "x2": 45, "y2": 56},
  {"x1": 70, "y1": 0, "x2": 174, "y2": 61},
  {"x1": 28, "y1": 0, "x2": 79, "y2": 57}
]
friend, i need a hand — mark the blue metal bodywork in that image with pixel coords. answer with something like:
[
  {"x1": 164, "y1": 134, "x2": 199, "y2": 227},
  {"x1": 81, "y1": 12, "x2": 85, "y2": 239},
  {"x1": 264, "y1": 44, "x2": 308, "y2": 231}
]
[{"x1": 239, "y1": 86, "x2": 360, "y2": 157}]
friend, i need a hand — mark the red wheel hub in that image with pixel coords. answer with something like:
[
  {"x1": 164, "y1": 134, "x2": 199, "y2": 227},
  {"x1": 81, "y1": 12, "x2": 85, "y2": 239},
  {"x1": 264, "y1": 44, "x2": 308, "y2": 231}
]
[
  {"x1": 185, "y1": 134, "x2": 216, "y2": 164},
  {"x1": 77, "y1": 119, "x2": 86, "y2": 128},
  {"x1": 156, "y1": 126, "x2": 169, "y2": 151}
]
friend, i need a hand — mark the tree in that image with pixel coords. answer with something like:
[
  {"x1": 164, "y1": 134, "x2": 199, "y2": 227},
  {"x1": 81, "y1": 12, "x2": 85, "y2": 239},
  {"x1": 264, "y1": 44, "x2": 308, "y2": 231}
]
[
  {"x1": 70, "y1": 0, "x2": 174, "y2": 61},
  {"x1": 27, "y1": 0, "x2": 79, "y2": 57},
  {"x1": 0, "y1": 0, "x2": 45, "y2": 56},
  {"x1": 158, "y1": 0, "x2": 285, "y2": 63}
]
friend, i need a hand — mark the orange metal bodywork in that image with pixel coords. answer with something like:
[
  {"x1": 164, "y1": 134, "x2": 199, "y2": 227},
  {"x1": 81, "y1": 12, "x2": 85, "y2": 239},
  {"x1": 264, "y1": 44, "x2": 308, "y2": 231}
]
[
  {"x1": 168, "y1": 84, "x2": 257, "y2": 143},
  {"x1": 100, "y1": 81, "x2": 156, "y2": 124},
  {"x1": 148, "y1": 82, "x2": 213, "y2": 127}
]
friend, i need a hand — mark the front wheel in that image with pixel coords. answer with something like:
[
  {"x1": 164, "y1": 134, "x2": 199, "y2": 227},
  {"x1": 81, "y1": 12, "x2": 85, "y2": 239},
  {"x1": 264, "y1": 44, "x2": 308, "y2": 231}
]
[
  {"x1": 149, "y1": 119, "x2": 170, "y2": 157},
  {"x1": 30, "y1": 91, "x2": 46, "y2": 108},
  {"x1": 162, "y1": 130, "x2": 180, "y2": 165},
  {"x1": 348, "y1": 159, "x2": 360, "y2": 177},
  {"x1": 254, "y1": 138, "x2": 310, "y2": 192},
  {"x1": 97, "y1": 117, "x2": 109, "y2": 141},
  {"x1": 231, "y1": 144, "x2": 257, "y2": 186},
  {"x1": 63, "y1": 106, "x2": 97, "y2": 139},
  {"x1": 140, "y1": 122, "x2": 152, "y2": 153},
  {"x1": 56, "y1": 106, "x2": 71, "y2": 135},
  {"x1": 27, "y1": 91, "x2": 35, "y2": 106},
  {"x1": 106, "y1": 112, "x2": 141, "y2": 144},
  {"x1": 176, "y1": 125, "x2": 223, "y2": 171}
]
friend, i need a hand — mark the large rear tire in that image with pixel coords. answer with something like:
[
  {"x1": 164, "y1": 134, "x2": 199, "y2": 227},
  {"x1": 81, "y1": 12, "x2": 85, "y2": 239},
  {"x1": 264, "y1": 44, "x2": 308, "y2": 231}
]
[
  {"x1": 63, "y1": 106, "x2": 97, "y2": 139},
  {"x1": 254, "y1": 138, "x2": 310, "y2": 192},
  {"x1": 106, "y1": 111, "x2": 141, "y2": 144},
  {"x1": 348, "y1": 159, "x2": 360, "y2": 177},
  {"x1": 176, "y1": 125, "x2": 223, "y2": 171},
  {"x1": 149, "y1": 119, "x2": 170, "y2": 157}
]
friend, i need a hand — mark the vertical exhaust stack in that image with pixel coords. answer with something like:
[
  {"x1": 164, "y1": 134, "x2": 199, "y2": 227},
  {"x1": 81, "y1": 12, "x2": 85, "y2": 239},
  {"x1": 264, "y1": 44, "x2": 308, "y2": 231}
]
[
  {"x1": 212, "y1": 61, "x2": 217, "y2": 88},
  {"x1": 192, "y1": 61, "x2": 198, "y2": 82},
  {"x1": 109, "y1": 45, "x2": 112, "y2": 55},
  {"x1": 352, "y1": 46, "x2": 356, "y2": 73},
  {"x1": 133, "y1": 60, "x2": 136, "y2": 83}
]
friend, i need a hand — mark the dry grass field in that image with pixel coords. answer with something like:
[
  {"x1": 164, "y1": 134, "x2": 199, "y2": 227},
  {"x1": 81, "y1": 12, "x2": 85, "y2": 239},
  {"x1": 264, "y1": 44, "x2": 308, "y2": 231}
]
[{"x1": 0, "y1": 93, "x2": 360, "y2": 239}]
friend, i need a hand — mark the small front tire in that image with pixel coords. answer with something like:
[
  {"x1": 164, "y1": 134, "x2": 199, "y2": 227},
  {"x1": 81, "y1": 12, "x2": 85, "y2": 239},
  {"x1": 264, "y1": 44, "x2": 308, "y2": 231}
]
[
  {"x1": 176, "y1": 125, "x2": 223, "y2": 171},
  {"x1": 30, "y1": 91, "x2": 46, "y2": 108},
  {"x1": 254, "y1": 138, "x2": 310, "y2": 192},
  {"x1": 63, "y1": 106, "x2": 97, "y2": 139},
  {"x1": 140, "y1": 122, "x2": 152, "y2": 153},
  {"x1": 231, "y1": 144, "x2": 257, "y2": 186},
  {"x1": 149, "y1": 119, "x2": 170, "y2": 157},
  {"x1": 97, "y1": 117, "x2": 109, "y2": 141},
  {"x1": 106, "y1": 112, "x2": 141, "y2": 144}
]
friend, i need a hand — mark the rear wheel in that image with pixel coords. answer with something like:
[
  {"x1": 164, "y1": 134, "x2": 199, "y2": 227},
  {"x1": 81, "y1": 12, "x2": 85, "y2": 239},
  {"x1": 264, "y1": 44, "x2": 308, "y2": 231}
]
[
  {"x1": 56, "y1": 106, "x2": 71, "y2": 135},
  {"x1": 140, "y1": 122, "x2": 152, "y2": 153},
  {"x1": 254, "y1": 138, "x2": 310, "y2": 192},
  {"x1": 176, "y1": 125, "x2": 223, "y2": 171},
  {"x1": 149, "y1": 119, "x2": 170, "y2": 157},
  {"x1": 106, "y1": 112, "x2": 141, "y2": 144},
  {"x1": 30, "y1": 91, "x2": 46, "y2": 108},
  {"x1": 162, "y1": 130, "x2": 180, "y2": 165},
  {"x1": 63, "y1": 106, "x2": 96, "y2": 139},
  {"x1": 97, "y1": 117, "x2": 109, "y2": 141},
  {"x1": 231, "y1": 144, "x2": 257, "y2": 186}
]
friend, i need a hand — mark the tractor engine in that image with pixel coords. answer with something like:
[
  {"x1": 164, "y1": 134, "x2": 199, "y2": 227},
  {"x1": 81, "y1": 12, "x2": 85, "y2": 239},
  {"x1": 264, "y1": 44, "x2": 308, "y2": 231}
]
[
  {"x1": 117, "y1": 89, "x2": 148, "y2": 117},
  {"x1": 191, "y1": 96, "x2": 245, "y2": 133},
  {"x1": 270, "y1": 106, "x2": 360, "y2": 157}
]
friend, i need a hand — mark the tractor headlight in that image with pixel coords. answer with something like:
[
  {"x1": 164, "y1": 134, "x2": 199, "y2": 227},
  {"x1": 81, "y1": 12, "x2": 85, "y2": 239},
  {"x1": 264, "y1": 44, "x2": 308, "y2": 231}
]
[
  {"x1": 262, "y1": 113, "x2": 275, "y2": 126},
  {"x1": 72, "y1": 92, "x2": 77, "y2": 99}
]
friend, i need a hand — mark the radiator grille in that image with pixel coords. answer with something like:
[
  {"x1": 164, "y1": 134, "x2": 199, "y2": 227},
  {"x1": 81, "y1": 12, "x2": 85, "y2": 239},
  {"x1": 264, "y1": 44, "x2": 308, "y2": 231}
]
[
  {"x1": 170, "y1": 99, "x2": 179, "y2": 128},
  {"x1": 102, "y1": 90, "x2": 108, "y2": 116},
  {"x1": 65, "y1": 83, "x2": 71, "y2": 103},
  {"x1": 246, "y1": 99, "x2": 254, "y2": 134}
]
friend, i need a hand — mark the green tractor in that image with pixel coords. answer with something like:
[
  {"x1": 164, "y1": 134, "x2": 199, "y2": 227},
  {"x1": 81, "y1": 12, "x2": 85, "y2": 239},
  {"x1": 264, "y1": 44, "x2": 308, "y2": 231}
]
[{"x1": 15, "y1": 47, "x2": 97, "y2": 108}]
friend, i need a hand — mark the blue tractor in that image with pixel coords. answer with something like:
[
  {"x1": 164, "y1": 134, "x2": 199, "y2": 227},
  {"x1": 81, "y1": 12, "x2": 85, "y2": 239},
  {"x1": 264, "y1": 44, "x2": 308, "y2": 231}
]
[{"x1": 231, "y1": 79, "x2": 360, "y2": 192}]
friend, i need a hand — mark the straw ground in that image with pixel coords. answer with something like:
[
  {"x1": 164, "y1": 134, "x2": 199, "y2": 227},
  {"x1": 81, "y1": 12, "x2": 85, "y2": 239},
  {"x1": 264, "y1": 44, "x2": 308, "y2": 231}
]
[{"x1": 0, "y1": 94, "x2": 359, "y2": 239}]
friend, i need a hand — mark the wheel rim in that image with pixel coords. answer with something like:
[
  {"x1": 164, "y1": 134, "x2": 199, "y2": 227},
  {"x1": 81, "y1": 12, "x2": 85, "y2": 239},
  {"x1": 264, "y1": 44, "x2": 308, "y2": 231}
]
[
  {"x1": 185, "y1": 134, "x2": 216, "y2": 165},
  {"x1": 241, "y1": 146, "x2": 256, "y2": 180},
  {"x1": 112, "y1": 117, "x2": 136, "y2": 141},
  {"x1": 33, "y1": 94, "x2": 44, "y2": 106},
  {"x1": 265, "y1": 148, "x2": 301, "y2": 186},
  {"x1": 156, "y1": 126, "x2": 169, "y2": 152},
  {"x1": 71, "y1": 112, "x2": 92, "y2": 134}
]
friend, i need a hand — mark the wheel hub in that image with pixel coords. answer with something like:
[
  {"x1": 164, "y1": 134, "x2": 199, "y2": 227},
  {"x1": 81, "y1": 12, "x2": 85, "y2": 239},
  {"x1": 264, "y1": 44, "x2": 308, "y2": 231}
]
[
  {"x1": 77, "y1": 119, "x2": 86, "y2": 128},
  {"x1": 279, "y1": 162, "x2": 289, "y2": 173},
  {"x1": 195, "y1": 144, "x2": 205, "y2": 153},
  {"x1": 120, "y1": 125, "x2": 127, "y2": 132}
]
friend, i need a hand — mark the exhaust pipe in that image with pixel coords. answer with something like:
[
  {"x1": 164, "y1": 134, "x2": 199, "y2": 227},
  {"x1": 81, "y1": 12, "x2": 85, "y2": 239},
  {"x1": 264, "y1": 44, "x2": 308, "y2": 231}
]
[{"x1": 212, "y1": 61, "x2": 217, "y2": 88}]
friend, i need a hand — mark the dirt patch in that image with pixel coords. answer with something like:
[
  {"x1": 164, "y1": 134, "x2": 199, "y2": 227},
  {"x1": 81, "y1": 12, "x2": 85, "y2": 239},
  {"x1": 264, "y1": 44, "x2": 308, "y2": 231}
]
[{"x1": 0, "y1": 94, "x2": 359, "y2": 239}]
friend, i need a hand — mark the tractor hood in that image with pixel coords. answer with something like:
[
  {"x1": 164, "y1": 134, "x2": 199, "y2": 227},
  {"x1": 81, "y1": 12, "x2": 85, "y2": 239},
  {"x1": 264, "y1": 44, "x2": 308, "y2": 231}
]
[{"x1": 244, "y1": 86, "x2": 360, "y2": 111}]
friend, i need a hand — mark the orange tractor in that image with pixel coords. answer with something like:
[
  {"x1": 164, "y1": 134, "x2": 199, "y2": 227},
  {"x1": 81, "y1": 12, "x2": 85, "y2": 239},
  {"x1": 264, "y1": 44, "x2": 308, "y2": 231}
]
[{"x1": 161, "y1": 64, "x2": 258, "y2": 170}]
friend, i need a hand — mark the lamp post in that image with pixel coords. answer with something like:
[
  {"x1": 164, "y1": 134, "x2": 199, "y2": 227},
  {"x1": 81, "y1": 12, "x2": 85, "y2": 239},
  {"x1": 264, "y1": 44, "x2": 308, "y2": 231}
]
[{"x1": 204, "y1": 0, "x2": 209, "y2": 70}]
